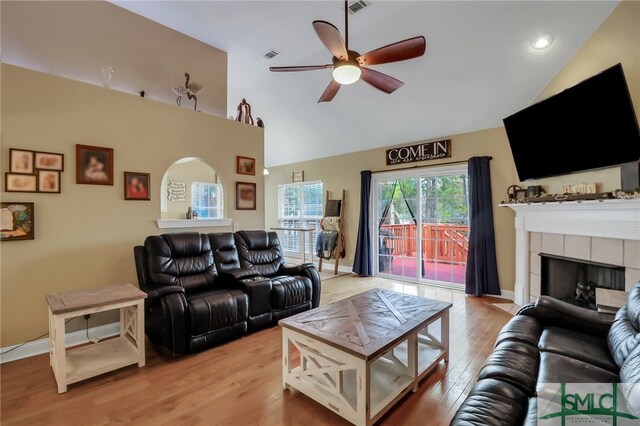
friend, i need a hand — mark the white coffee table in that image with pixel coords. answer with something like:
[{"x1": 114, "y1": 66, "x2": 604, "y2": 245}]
[{"x1": 279, "y1": 288, "x2": 452, "y2": 426}]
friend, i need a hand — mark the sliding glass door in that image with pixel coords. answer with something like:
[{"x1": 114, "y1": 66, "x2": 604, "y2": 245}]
[{"x1": 374, "y1": 165, "x2": 469, "y2": 288}]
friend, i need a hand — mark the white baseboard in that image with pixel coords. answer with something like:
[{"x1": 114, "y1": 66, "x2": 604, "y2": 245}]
[
  {"x1": 495, "y1": 289, "x2": 515, "y2": 302},
  {"x1": 0, "y1": 322, "x2": 120, "y2": 364}
]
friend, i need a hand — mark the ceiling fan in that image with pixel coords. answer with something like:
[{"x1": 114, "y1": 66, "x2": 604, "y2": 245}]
[{"x1": 269, "y1": 1, "x2": 427, "y2": 103}]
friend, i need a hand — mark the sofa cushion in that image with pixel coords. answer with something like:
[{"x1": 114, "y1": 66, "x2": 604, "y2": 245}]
[
  {"x1": 539, "y1": 326, "x2": 617, "y2": 372},
  {"x1": 537, "y1": 352, "x2": 619, "y2": 388},
  {"x1": 186, "y1": 289, "x2": 248, "y2": 337},
  {"x1": 209, "y1": 232, "x2": 242, "y2": 272},
  {"x1": 494, "y1": 315, "x2": 542, "y2": 348},
  {"x1": 478, "y1": 340, "x2": 539, "y2": 395},
  {"x1": 620, "y1": 344, "x2": 640, "y2": 384},
  {"x1": 235, "y1": 231, "x2": 284, "y2": 277},
  {"x1": 450, "y1": 379, "x2": 529, "y2": 426},
  {"x1": 272, "y1": 276, "x2": 312, "y2": 310},
  {"x1": 145, "y1": 233, "x2": 216, "y2": 292},
  {"x1": 608, "y1": 304, "x2": 640, "y2": 368}
]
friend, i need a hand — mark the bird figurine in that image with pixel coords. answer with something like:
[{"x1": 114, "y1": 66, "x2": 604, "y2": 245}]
[
  {"x1": 172, "y1": 85, "x2": 188, "y2": 107},
  {"x1": 184, "y1": 73, "x2": 203, "y2": 111}
]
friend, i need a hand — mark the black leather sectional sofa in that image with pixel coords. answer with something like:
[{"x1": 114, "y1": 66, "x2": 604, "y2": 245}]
[
  {"x1": 451, "y1": 282, "x2": 640, "y2": 425},
  {"x1": 134, "y1": 230, "x2": 321, "y2": 356}
]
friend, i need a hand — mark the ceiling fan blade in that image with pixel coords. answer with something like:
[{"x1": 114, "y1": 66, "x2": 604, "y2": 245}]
[
  {"x1": 360, "y1": 67, "x2": 404, "y2": 94},
  {"x1": 313, "y1": 20, "x2": 348, "y2": 61},
  {"x1": 357, "y1": 36, "x2": 426, "y2": 66},
  {"x1": 318, "y1": 80, "x2": 341, "y2": 103},
  {"x1": 270, "y1": 64, "x2": 333, "y2": 72}
]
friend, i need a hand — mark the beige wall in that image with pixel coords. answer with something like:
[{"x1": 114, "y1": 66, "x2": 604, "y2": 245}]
[
  {"x1": 526, "y1": 1, "x2": 640, "y2": 194},
  {"x1": 1, "y1": 65, "x2": 264, "y2": 346},
  {"x1": 265, "y1": 127, "x2": 519, "y2": 294},
  {"x1": 1, "y1": 1, "x2": 228, "y2": 117}
]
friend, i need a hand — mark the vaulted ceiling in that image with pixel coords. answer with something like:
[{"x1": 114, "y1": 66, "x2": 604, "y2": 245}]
[{"x1": 113, "y1": 1, "x2": 618, "y2": 166}]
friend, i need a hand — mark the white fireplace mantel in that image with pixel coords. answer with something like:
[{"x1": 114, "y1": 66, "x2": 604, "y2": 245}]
[{"x1": 503, "y1": 199, "x2": 640, "y2": 305}]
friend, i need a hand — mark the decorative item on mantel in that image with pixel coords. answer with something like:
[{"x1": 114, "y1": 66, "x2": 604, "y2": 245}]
[
  {"x1": 235, "y1": 98, "x2": 254, "y2": 125},
  {"x1": 173, "y1": 73, "x2": 203, "y2": 111}
]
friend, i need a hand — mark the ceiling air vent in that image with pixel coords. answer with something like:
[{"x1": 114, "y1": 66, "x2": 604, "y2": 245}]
[
  {"x1": 348, "y1": 0, "x2": 370, "y2": 14},
  {"x1": 263, "y1": 49, "x2": 280, "y2": 60}
]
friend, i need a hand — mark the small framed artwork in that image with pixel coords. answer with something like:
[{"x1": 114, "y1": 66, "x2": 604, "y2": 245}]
[
  {"x1": 1, "y1": 202, "x2": 35, "y2": 241},
  {"x1": 5, "y1": 173, "x2": 37, "y2": 193},
  {"x1": 37, "y1": 170, "x2": 61, "y2": 193},
  {"x1": 515, "y1": 189, "x2": 527, "y2": 201},
  {"x1": 292, "y1": 170, "x2": 304, "y2": 182},
  {"x1": 9, "y1": 149, "x2": 35, "y2": 174},
  {"x1": 35, "y1": 151, "x2": 64, "y2": 171},
  {"x1": 76, "y1": 144, "x2": 114, "y2": 185},
  {"x1": 124, "y1": 171, "x2": 150, "y2": 201},
  {"x1": 236, "y1": 182, "x2": 257, "y2": 210},
  {"x1": 237, "y1": 156, "x2": 256, "y2": 176}
]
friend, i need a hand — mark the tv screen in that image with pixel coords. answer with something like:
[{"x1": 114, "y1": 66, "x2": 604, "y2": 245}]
[{"x1": 503, "y1": 63, "x2": 640, "y2": 181}]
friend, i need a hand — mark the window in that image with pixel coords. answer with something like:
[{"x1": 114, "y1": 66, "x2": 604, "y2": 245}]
[
  {"x1": 278, "y1": 181, "x2": 323, "y2": 256},
  {"x1": 191, "y1": 182, "x2": 223, "y2": 218}
]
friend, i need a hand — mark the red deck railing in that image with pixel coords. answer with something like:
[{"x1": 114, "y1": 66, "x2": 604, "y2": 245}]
[{"x1": 380, "y1": 223, "x2": 469, "y2": 264}]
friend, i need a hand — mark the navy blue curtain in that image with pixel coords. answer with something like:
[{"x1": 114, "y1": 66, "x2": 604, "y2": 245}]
[
  {"x1": 353, "y1": 170, "x2": 373, "y2": 276},
  {"x1": 465, "y1": 157, "x2": 501, "y2": 296}
]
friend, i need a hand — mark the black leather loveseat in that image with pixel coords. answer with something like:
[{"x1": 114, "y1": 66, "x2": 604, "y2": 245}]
[
  {"x1": 451, "y1": 282, "x2": 640, "y2": 425},
  {"x1": 134, "y1": 230, "x2": 321, "y2": 356}
]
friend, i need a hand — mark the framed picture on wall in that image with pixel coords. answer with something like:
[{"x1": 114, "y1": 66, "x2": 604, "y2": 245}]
[
  {"x1": 34, "y1": 151, "x2": 64, "y2": 171},
  {"x1": 5, "y1": 173, "x2": 37, "y2": 193},
  {"x1": 292, "y1": 171, "x2": 304, "y2": 182},
  {"x1": 37, "y1": 170, "x2": 61, "y2": 193},
  {"x1": 236, "y1": 182, "x2": 256, "y2": 210},
  {"x1": 9, "y1": 149, "x2": 35, "y2": 174},
  {"x1": 76, "y1": 144, "x2": 114, "y2": 185},
  {"x1": 1, "y1": 202, "x2": 35, "y2": 241},
  {"x1": 237, "y1": 156, "x2": 256, "y2": 176},
  {"x1": 124, "y1": 171, "x2": 150, "y2": 200}
]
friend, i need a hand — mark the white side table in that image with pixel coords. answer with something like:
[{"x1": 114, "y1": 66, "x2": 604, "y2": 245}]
[{"x1": 46, "y1": 283, "x2": 147, "y2": 393}]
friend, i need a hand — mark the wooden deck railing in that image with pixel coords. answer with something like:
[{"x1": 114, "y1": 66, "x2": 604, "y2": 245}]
[{"x1": 380, "y1": 223, "x2": 469, "y2": 264}]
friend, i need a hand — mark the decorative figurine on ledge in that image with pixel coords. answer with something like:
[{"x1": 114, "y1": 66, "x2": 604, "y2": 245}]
[
  {"x1": 235, "y1": 98, "x2": 254, "y2": 125},
  {"x1": 173, "y1": 73, "x2": 203, "y2": 111}
]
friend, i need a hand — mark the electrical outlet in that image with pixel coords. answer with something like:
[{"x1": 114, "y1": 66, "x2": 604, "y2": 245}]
[{"x1": 233, "y1": 221, "x2": 239, "y2": 231}]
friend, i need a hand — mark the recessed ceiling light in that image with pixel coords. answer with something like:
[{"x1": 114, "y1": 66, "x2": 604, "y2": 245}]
[{"x1": 531, "y1": 32, "x2": 554, "y2": 50}]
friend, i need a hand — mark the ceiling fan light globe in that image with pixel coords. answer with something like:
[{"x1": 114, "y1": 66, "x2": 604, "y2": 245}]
[{"x1": 333, "y1": 64, "x2": 361, "y2": 85}]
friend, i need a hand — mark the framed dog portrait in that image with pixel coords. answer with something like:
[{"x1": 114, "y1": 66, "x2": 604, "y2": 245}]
[
  {"x1": 237, "y1": 156, "x2": 256, "y2": 176},
  {"x1": 236, "y1": 182, "x2": 256, "y2": 210},
  {"x1": 37, "y1": 170, "x2": 61, "y2": 193},
  {"x1": 76, "y1": 144, "x2": 114, "y2": 185},
  {"x1": 9, "y1": 149, "x2": 35, "y2": 174}
]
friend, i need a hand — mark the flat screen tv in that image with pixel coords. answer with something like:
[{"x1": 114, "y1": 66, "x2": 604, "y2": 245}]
[{"x1": 503, "y1": 63, "x2": 640, "y2": 181}]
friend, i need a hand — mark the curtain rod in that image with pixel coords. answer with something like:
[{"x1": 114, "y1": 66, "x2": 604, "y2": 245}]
[{"x1": 370, "y1": 157, "x2": 492, "y2": 174}]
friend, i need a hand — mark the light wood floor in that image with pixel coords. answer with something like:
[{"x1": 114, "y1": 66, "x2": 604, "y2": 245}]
[{"x1": 1, "y1": 276, "x2": 512, "y2": 426}]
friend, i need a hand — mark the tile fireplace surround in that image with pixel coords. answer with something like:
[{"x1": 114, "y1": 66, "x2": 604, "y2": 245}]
[{"x1": 505, "y1": 199, "x2": 640, "y2": 305}]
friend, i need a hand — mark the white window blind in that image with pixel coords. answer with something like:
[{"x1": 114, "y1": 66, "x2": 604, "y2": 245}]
[
  {"x1": 191, "y1": 182, "x2": 223, "y2": 219},
  {"x1": 278, "y1": 181, "x2": 323, "y2": 255}
]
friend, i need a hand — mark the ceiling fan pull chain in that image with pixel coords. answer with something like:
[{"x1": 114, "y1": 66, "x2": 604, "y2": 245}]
[{"x1": 344, "y1": 0, "x2": 349, "y2": 50}]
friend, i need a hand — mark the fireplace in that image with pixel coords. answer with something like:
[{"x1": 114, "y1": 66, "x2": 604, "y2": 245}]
[
  {"x1": 540, "y1": 254, "x2": 625, "y2": 310},
  {"x1": 504, "y1": 200, "x2": 640, "y2": 306}
]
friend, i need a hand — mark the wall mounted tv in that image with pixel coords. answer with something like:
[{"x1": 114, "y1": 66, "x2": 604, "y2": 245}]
[{"x1": 503, "y1": 63, "x2": 640, "y2": 181}]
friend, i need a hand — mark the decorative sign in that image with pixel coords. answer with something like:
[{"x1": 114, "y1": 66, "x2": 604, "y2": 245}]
[
  {"x1": 167, "y1": 180, "x2": 187, "y2": 202},
  {"x1": 385, "y1": 139, "x2": 451, "y2": 166}
]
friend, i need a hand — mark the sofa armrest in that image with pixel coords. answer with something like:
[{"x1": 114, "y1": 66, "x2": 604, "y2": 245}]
[
  {"x1": 280, "y1": 263, "x2": 322, "y2": 308},
  {"x1": 522, "y1": 295, "x2": 615, "y2": 338},
  {"x1": 142, "y1": 284, "x2": 185, "y2": 300},
  {"x1": 221, "y1": 268, "x2": 260, "y2": 281}
]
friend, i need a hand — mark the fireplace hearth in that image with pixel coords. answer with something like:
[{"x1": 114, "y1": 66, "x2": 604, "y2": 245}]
[{"x1": 541, "y1": 254, "x2": 625, "y2": 310}]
